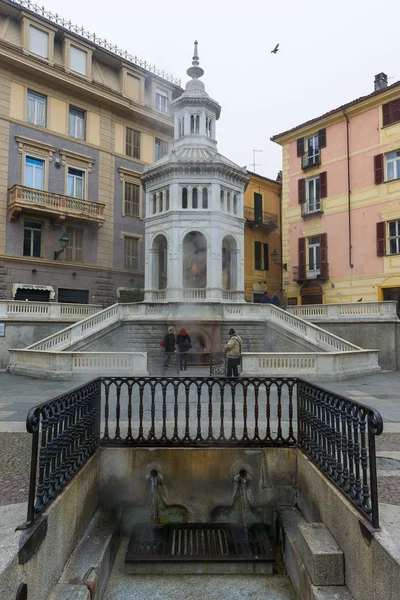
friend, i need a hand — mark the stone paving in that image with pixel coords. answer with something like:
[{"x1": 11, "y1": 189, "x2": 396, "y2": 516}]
[{"x1": 0, "y1": 433, "x2": 30, "y2": 506}]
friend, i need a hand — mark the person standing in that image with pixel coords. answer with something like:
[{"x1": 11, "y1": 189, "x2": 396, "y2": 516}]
[
  {"x1": 225, "y1": 328, "x2": 242, "y2": 378},
  {"x1": 271, "y1": 293, "x2": 280, "y2": 307},
  {"x1": 176, "y1": 327, "x2": 192, "y2": 371},
  {"x1": 261, "y1": 293, "x2": 271, "y2": 304},
  {"x1": 164, "y1": 326, "x2": 176, "y2": 367}
]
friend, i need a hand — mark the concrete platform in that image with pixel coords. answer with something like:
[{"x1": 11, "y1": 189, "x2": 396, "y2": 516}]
[{"x1": 298, "y1": 523, "x2": 344, "y2": 586}]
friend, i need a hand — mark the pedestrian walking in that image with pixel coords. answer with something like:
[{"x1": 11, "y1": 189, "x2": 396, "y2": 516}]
[
  {"x1": 225, "y1": 328, "x2": 242, "y2": 378},
  {"x1": 162, "y1": 326, "x2": 176, "y2": 367},
  {"x1": 261, "y1": 293, "x2": 271, "y2": 304},
  {"x1": 176, "y1": 327, "x2": 192, "y2": 371},
  {"x1": 271, "y1": 293, "x2": 280, "y2": 307}
]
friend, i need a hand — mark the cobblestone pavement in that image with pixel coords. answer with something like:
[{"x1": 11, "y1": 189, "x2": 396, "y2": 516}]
[
  {"x1": 0, "y1": 433, "x2": 30, "y2": 506},
  {"x1": 376, "y1": 432, "x2": 400, "y2": 506},
  {"x1": 376, "y1": 433, "x2": 400, "y2": 452}
]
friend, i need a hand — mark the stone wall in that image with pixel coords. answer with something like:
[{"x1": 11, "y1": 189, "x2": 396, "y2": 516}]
[
  {"x1": 315, "y1": 321, "x2": 398, "y2": 370},
  {"x1": 0, "y1": 321, "x2": 68, "y2": 369}
]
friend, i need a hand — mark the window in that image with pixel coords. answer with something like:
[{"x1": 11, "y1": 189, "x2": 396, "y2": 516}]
[
  {"x1": 386, "y1": 151, "x2": 400, "y2": 181},
  {"x1": 70, "y1": 45, "x2": 87, "y2": 76},
  {"x1": 159, "y1": 191, "x2": 163, "y2": 212},
  {"x1": 382, "y1": 99, "x2": 400, "y2": 127},
  {"x1": 124, "y1": 181, "x2": 140, "y2": 217},
  {"x1": 220, "y1": 189, "x2": 224, "y2": 209},
  {"x1": 254, "y1": 242, "x2": 269, "y2": 270},
  {"x1": 308, "y1": 236, "x2": 321, "y2": 277},
  {"x1": 388, "y1": 220, "x2": 400, "y2": 255},
  {"x1": 68, "y1": 168, "x2": 85, "y2": 199},
  {"x1": 124, "y1": 237, "x2": 139, "y2": 269},
  {"x1": 192, "y1": 187, "x2": 198, "y2": 209},
  {"x1": 155, "y1": 139, "x2": 168, "y2": 161},
  {"x1": 233, "y1": 194, "x2": 238, "y2": 215},
  {"x1": 227, "y1": 192, "x2": 231, "y2": 212},
  {"x1": 202, "y1": 188, "x2": 208, "y2": 209},
  {"x1": 306, "y1": 176, "x2": 320, "y2": 213},
  {"x1": 29, "y1": 25, "x2": 48, "y2": 58},
  {"x1": 166, "y1": 189, "x2": 170, "y2": 211},
  {"x1": 190, "y1": 114, "x2": 200, "y2": 134},
  {"x1": 178, "y1": 117, "x2": 185, "y2": 137},
  {"x1": 23, "y1": 220, "x2": 42, "y2": 257},
  {"x1": 25, "y1": 157, "x2": 44, "y2": 190},
  {"x1": 27, "y1": 91, "x2": 46, "y2": 127},
  {"x1": 65, "y1": 226, "x2": 83, "y2": 262},
  {"x1": 254, "y1": 192, "x2": 262, "y2": 222},
  {"x1": 206, "y1": 116, "x2": 212, "y2": 138},
  {"x1": 152, "y1": 193, "x2": 157, "y2": 215},
  {"x1": 156, "y1": 89, "x2": 168, "y2": 113},
  {"x1": 305, "y1": 134, "x2": 320, "y2": 166},
  {"x1": 68, "y1": 106, "x2": 85, "y2": 140},
  {"x1": 126, "y1": 128, "x2": 140, "y2": 159},
  {"x1": 182, "y1": 187, "x2": 188, "y2": 209}
]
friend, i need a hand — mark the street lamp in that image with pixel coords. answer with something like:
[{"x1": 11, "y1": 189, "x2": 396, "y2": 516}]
[
  {"x1": 270, "y1": 248, "x2": 287, "y2": 271},
  {"x1": 54, "y1": 233, "x2": 69, "y2": 260}
]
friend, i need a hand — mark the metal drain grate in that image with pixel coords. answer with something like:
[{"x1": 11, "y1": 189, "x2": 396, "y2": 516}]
[{"x1": 125, "y1": 523, "x2": 275, "y2": 563}]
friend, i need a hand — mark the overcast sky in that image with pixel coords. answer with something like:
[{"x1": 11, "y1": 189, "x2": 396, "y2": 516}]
[{"x1": 42, "y1": 0, "x2": 399, "y2": 179}]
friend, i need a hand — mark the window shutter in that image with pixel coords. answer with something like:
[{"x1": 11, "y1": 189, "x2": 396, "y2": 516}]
[
  {"x1": 254, "y1": 192, "x2": 263, "y2": 222},
  {"x1": 254, "y1": 241, "x2": 262, "y2": 270},
  {"x1": 374, "y1": 154, "x2": 384, "y2": 185},
  {"x1": 318, "y1": 128, "x2": 326, "y2": 148},
  {"x1": 297, "y1": 138, "x2": 304, "y2": 157},
  {"x1": 393, "y1": 99, "x2": 400, "y2": 124},
  {"x1": 263, "y1": 243, "x2": 269, "y2": 271},
  {"x1": 298, "y1": 178, "x2": 306, "y2": 204},
  {"x1": 382, "y1": 102, "x2": 391, "y2": 127},
  {"x1": 319, "y1": 172, "x2": 327, "y2": 198},
  {"x1": 376, "y1": 221, "x2": 386, "y2": 256},
  {"x1": 298, "y1": 237, "x2": 306, "y2": 280},
  {"x1": 320, "y1": 233, "x2": 328, "y2": 277}
]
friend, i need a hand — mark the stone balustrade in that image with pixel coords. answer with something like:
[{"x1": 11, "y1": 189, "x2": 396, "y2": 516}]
[
  {"x1": 287, "y1": 301, "x2": 398, "y2": 321},
  {"x1": 0, "y1": 301, "x2": 101, "y2": 321}
]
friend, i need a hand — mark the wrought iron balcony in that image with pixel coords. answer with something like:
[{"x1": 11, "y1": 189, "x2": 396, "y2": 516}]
[
  {"x1": 8, "y1": 185, "x2": 105, "y2": 226},
  {"x1": 301, "y1": 150, "x2": 321, "y2": 170},
  {"x1": 293, "y1": 263, "x2": 329, "y2": 283},
  {"x1": 244, "y1": 207, "x2": 278, "y2": 233},
  {"x1": 301, "y1": 198, "x2": 323, "y2": 219}
]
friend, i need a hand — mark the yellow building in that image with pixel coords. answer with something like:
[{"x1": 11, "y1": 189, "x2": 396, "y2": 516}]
[{"x1": 244, "y1": 171, "x2": 282, "y2": 302}]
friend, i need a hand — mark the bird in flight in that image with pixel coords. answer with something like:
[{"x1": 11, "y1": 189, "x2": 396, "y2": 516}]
[{"x1": 271, "y1": 43, "x2": 279, "y2": 54}]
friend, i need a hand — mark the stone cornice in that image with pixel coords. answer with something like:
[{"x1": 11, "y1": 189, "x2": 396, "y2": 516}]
[
  {"x1": 141, "y1": 161, "x2": 250, "y2": 188},
  {"x1": 171, "y1": 95, "x2": 221, "y2": 119}
]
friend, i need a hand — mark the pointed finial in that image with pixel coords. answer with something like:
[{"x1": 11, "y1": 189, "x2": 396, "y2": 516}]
[{"x1": 187, "y1": 39, "x2": 204, "y2": 80}]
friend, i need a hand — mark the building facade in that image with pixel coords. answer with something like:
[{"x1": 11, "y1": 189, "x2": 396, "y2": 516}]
[
  {"x1": 141, "y1": 42, "x2": 249, "y2": 303},
  {"x1": 272, "y1": 73, "x2": 400, "y2": 311},
  {"x1": 243, "y1": 171, "x2": 281, "y2": 302},
  {"x1": 0, "y1": 0, "x2": 182, "y2": 304}
]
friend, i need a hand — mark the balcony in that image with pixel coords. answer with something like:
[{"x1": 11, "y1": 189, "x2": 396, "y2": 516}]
[
  {"x1": 244, "y1": 207, "x2": 278, "y2": 233},
  {"x1": 301, "y1": 150, "x2": 321, "y2": 170},
  {"x1": 301, "y1": 199, "x2": 323, "y2": 219},
  {"x1": 8, "y1": 185, "x2": 105, "y2": 226},
  {"x1": 293, "y1": 263, "x2": 329, "y2": 283}
]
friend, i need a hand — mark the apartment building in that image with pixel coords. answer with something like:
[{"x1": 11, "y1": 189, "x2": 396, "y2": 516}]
[
  {"x1": 272, "y1": 73, "x2": 400, "y2": 311},
  {"x1": 243, "y1": 171, "x2": 281, "y2": 302},
  {"x1": 0, "y1": 0, "x2": 182, "y2": 304}
]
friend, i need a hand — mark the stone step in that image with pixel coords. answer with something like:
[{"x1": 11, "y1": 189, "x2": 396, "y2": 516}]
[
  {"x1": 47, "y1": 508, "x2": 120, "y2": 600},
  {"x1": 298, "y1": 522, "x2": 344, "y2": 586},
  {"x1": 277, "y1": 507, "x2": 353, "y2": 600}
]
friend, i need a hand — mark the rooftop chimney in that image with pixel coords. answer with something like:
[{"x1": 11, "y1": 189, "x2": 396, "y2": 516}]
[{"x1": 374, "y1": 73, "x2": 388, "y2": 92}]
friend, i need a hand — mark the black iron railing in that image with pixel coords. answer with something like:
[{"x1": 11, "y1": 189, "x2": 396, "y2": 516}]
[
  {"x1": 21, "y1": 376, "x2": 383, "y2": 529},
  {"x1": 301, "y1": 150, "x2": 321, "y2": 169},
  {"x1": 21, "y1": 379, "x2": 101, "y2": 528},
  {"x1": 297, "y1": 380, "x2": 383, "y2": 529},
  {"x1": 101, "y1": 377, "x2": 297, "y2": 448}
]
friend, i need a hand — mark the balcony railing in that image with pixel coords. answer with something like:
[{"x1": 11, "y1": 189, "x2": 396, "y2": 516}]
[
  {"x1": 301, "y1": 150, "x2": 321, "y2": 170},
  {"x1": 9, "y1": 185, "x2": 106, "y2": 224},
  {"x1": 293, "y1": 263, "x2": 329, "y2": 283},
  {"x1": 244, "y1": 207, "x2": 278, "y2": 232},
  {"x1": 301, "y1": 198, "x2": 323, "y2": 218}
]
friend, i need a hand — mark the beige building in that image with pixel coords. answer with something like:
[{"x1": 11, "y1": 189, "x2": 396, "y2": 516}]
[{"x1": 0, "y1": 0, "x2": 182, "y2": 304}]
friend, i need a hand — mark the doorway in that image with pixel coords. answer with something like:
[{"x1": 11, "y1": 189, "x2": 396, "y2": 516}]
[{"x1": 383, "y1": 287, "x2": 400, "y2": 316}]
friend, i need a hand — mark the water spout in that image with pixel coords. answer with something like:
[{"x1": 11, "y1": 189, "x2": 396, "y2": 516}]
[
  {"x1": 147, "y1": 469, "x2": 164, "y2": 529},
  {"x1": 234, "y1": 470, "x2": 251, "y2": 538}
]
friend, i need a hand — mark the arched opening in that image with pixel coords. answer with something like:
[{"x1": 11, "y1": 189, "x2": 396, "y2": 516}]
[
  {"x1": 166, "y1": 189, "x2": 170, "y2": 211},
  {"x1": 233, "y1": 193, "x2": 238, "y2": 215},
  {"x1": 220, "y1": 189, "x2": 224, "y2": 210},
  {"x1": 192, "y1": 187, "x2": 198, "y2": 209},
  {"x1": 152, "y1": 193, "x2": 157, "y2": 215},
  {"x1": 202, "y1": 187, "x2": 208, "y2": 209},
  {"x1": 152, "y1": 234, "x2": 168, "y2": 290},
  {"x1": 222, "y1": 235, "x2": 238, "y2": 290},
  {"x1": 227, "y1": 192, "x2": 231, "y2": 213},
  {"x1": 182, "y1": 187, "x2": 188, "y2": 209},
  {"x1": 183, "y1": 231, "x2": 207, "y2": 289},
  {"x1": 159, "y1": 191, "x2": 163, "y2": 213}
]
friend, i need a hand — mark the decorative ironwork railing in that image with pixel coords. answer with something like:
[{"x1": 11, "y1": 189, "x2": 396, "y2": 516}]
[
  {"x1": 21, "y1": 376, "x2": 383, "y2": 529},
  {"x1": 10, "y1": 0, "x2": 181, "y2": 85},
  {"x1": 297, "y1": 380, "x2": 383, "y2": 529},
  {"x1": 21, "y1": 379, "x2": 101, "y2": 528},
  {"x1": 301, "y1": 150, "x2": 321, "y2": 169},
  {"x1": 9, "y1": 185, "x2": 105, "y2": 223},
  {"x1": 244, "y1": 207, "x2": 278, "y2": 232}
]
